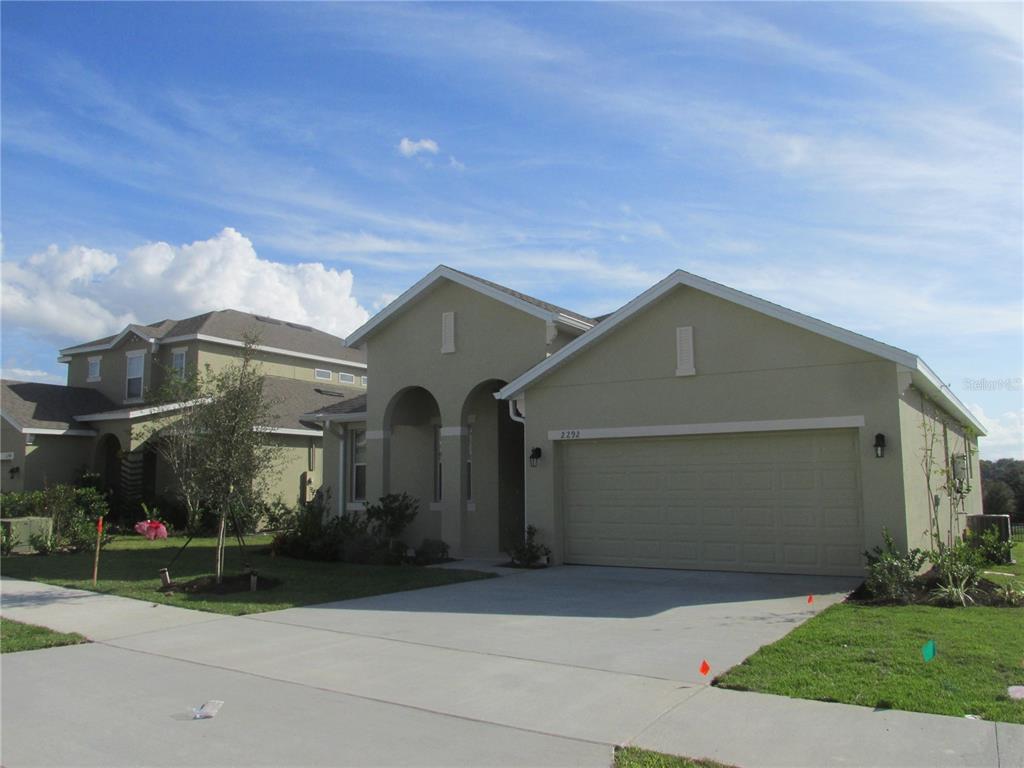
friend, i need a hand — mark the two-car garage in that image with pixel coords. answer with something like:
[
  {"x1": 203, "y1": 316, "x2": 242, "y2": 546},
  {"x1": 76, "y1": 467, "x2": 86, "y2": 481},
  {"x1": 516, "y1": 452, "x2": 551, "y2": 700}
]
[{"x1": 560, "y1": 429, "x2": 865, "y2": 576}]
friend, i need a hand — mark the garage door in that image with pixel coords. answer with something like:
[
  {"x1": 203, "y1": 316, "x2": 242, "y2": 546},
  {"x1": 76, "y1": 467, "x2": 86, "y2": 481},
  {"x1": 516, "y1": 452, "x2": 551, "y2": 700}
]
[{"x1": 561, "y1": 430, "x2": 863, "y2": 576}]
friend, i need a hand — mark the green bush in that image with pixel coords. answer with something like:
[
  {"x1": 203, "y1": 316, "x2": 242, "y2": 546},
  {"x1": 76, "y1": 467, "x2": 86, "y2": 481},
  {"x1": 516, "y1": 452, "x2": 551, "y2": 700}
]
[
  {"x1": 414, "y1": 538, "x2": 450, "y2": 565},
  {"x1": 970, "y1": 526, "x2": 1013, "y2": 566},
  {"x1": 930, "y1": 539, "x2": 985, "y2": 607},
  {"x1": 364, "y1": 493, "x2": 418, "y2": 546},
  {"x1": 271, "y1": 494, "x2": 375, "y2": 562},
  {"x1": 1, "y1": 525, "x2": 20, "y2": 556},
  {"x1": 507, "y1": 524, "x2": 552, "y2": 568},
  {"x1": 863, "y1": 529, "x2": 927, "y2": 602},
  {"x1": 1, "y1": 485, "x2": 108, "y2": 554}
]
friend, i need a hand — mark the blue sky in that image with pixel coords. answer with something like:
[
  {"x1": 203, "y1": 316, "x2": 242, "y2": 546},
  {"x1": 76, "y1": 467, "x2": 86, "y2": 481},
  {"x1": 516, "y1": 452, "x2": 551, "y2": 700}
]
[{"x1": 2, "y1": 2, "x2": 1021, "y2": 457}]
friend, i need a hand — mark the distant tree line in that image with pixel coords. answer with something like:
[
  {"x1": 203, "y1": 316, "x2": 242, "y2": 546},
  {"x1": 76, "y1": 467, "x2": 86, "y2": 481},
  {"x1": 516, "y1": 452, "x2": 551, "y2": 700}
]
[{"x1": 981, "y1": 459, "x2": 1024, "y2": 521}]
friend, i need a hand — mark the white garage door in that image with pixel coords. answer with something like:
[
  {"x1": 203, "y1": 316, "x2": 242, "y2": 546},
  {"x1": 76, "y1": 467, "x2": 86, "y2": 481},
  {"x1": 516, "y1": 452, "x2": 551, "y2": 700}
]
[{"x1": 561, "y1": 429, "x2": 863, "y2": 576}]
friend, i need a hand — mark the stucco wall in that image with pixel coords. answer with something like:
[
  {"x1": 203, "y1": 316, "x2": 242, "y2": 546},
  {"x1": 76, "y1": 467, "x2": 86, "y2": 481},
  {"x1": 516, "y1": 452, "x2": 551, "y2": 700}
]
[
  {"x1": 197, "y1": 343, "x2": 366, "y2": 386},
  {"x1": 66, "y1": 338, "x2": 154, "y2": 405},
  {"x1": 363, "y1": 279, "x2": 550, "y2": 554},
  {"x1": 520, "y1": 284, "x2": 910, "y2": 562},
  {"x1": 898, "y1": 387, "x2": 982, "y2": 552},
  {"x1": 1, "y1": 420, "x2": 27, "y2": 493},
  {"x1": 23, "y1": 435, "x2": 95, "y2": 489}
]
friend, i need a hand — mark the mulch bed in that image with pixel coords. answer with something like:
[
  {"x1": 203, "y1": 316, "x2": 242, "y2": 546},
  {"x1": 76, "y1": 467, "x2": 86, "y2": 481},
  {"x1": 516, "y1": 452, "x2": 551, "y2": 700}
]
[
  {"x1": 846, "y1": 570, "x2": 1014, "y2": 607},
  {"x1": 160, "y1": 573, "x2": 282, "y2": 595}
]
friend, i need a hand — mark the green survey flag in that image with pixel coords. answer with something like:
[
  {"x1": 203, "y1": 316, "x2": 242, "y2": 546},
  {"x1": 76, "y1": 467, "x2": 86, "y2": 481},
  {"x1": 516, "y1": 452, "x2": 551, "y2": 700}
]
[{"x1": 922, "y1": 639, "x2": 936, "y2": 662}]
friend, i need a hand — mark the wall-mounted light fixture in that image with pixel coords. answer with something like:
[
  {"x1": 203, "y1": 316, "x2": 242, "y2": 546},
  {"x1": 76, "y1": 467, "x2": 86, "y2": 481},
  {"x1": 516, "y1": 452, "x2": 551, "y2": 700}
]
[
  {"x1": 529, "y1": 447, "x2": 543, "y2": 468},
  {"x1": 8, "y1": 466, "x2": 20, "y2": 479},
  {"x1": 873, "y1": 433, "x2": 886, "y2": 458}
]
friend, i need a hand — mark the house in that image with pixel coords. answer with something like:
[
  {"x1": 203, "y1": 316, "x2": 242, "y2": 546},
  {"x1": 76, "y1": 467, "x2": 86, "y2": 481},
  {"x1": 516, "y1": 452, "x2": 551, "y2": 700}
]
[
  {"x1": 309, "y1": 266, "x2": 984, "y2": 576},
  {"x1": 1, "y1": 310, "x2": 367, "y2": 517}
]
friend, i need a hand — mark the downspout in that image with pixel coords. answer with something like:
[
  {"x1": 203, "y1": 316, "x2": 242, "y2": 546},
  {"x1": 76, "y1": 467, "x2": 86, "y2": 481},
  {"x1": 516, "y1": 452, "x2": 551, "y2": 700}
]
[{"x1": 508, "y1": 397, "x2": 525, "y2": 424}]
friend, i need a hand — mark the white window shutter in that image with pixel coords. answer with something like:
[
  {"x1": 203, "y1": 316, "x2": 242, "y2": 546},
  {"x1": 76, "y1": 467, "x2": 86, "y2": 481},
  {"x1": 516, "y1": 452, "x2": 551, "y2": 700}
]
[
  {"x1": 441, "y1": 311, "x2": 456, "y2": 354},
  {"x1": 675, "y1": 326, "x2": 695, "y2": 376}
]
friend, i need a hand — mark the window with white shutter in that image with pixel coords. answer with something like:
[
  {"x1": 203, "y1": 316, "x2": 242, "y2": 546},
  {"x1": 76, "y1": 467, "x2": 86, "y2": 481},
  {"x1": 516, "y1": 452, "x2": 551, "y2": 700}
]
[
  {"x1": 441, "y1": 311, "x2": 455, "y2": 354},
  {"x1": 675, "y1": 326, "x2": 695, "y2": 376}
]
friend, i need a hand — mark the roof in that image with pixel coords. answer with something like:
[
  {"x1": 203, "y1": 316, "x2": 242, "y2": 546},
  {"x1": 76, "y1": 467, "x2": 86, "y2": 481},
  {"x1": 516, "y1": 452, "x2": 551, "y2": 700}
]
[
  {"x1": 260, "y1": 377, "x2": 365, "y2": 432},
  {"x1": 1, "y1": 380, "x2": 115, "y2": 434},
  {"x1": 60, "y1": 309, "x2": 366, "y2": 367},
  {"x1": 495, "y1": 269, "x2": 986, "y2": 435},
  {"x1": 345, "y1": 265, "x2": 595, "y2": 347},
  {"x1": 306, "y1": 394, "x2": 368, "y2": 418}
]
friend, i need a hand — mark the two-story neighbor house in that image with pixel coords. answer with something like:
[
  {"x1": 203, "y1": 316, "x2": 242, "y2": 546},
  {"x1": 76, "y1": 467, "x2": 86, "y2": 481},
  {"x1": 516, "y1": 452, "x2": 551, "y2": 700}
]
[
  {"x1": 1, "y1": 310, "x2": 367, "y2": 517},
  {"x1": 309, "y1": 266, "x2": 984, "y2": 577}
]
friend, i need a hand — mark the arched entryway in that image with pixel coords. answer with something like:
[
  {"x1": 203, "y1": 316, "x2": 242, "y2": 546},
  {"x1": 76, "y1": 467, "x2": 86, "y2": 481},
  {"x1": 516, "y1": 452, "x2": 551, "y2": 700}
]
[
  {"x1": 384, "y1": 386, "x2": 443, "y2": 543},
  {"x1": 461, "y1": 380, "x2": 524, "y2": 556}
]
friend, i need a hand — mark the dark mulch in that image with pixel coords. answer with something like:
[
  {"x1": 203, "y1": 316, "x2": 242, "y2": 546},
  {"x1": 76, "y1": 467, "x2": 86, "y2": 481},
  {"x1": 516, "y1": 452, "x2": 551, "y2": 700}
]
[
  {"x1": 846, "y1": 570, "x2": 1013, "y2": 607},
  {"x1": 160, "y1": 572, "x2": 283, "y2": 595}
]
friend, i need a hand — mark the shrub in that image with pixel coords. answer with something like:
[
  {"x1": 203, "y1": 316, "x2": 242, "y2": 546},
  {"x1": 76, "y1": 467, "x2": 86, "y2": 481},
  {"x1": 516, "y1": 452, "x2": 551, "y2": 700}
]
[
  {"x1": 507, "y1": 524, "x2": 552, "y2": 568},
  {"x1": 929, "y1": 539, "x2": 985, "y2": 607},
  {"x1": 1, "y1": 485, "x2": 108, "y2": 554},
  {"x1": 414, "y1": 538, "x2": 450, "y2": 565},
  {"x1": 272, "y1": 493, "x2": 375, "y2": 562},
  {"x1": 29, "y1": 530, "x2": 55, "y2": 555},
  {"x1": 364, "y1": 493, "x2": 418, "y2": 546},
  {"x1": 863, "y1": 529, "x2": 927, "y2": 602},
  {"x1": 970, "y1": 526, "x2": 1013, "y2": 566},
  {"x1": 994, "y1": 581, "x2": 1024, "y2": 607},
  {"x1": 1, "y1": 525, "x2": 20, "y2": 556}
]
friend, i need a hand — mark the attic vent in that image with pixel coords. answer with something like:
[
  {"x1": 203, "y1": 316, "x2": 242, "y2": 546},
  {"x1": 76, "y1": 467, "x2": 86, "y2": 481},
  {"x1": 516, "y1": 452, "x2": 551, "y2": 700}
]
[
  {"x1": 675, "y1": 326, "x2": 695, "y2": 377},
  {"x1": 254, "y1": 315, "x2": 283, "y2": 325},
  {"x1": 441, "y1": 311, "x2": 455, "y2": 354},
  {"x1": 286, "y1": 321, "x2": 314, "y2": 332},
  {"x1": 314, "y1": 388, "x2": 346, "y2": 397}
]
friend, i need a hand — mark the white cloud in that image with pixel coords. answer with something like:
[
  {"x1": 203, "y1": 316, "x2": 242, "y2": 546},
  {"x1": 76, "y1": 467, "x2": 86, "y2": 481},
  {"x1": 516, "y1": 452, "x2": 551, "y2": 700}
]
[
  {"x1": 398, "y1": 137, "x2": 439, "y2": 157},
  {"x1": 2, "y1": 228, "x2": 370, "y2": 343},
  {"x1": 970, "y1": 404, "x2": 1024, "y2": 460},
  {"x1": 1, "y1": 368, "x2": 64, "y2": 385}
]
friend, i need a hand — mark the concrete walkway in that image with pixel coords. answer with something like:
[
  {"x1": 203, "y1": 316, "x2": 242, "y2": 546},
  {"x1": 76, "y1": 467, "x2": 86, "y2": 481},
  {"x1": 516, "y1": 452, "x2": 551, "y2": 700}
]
[{"x1": 2, "y1": 574, "x2": 1022, "y2": 768}]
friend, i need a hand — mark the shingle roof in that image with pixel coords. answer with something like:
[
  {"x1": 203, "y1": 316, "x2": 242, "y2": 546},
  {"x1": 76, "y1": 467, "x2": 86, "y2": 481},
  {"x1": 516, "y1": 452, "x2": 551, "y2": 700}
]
[
  {"x1": 61, "y1": 309, "x2": 365, "y2": 364},
  {"x1": 445, "y1": 266, "x2": 595, "y2": 325},
  {"x1": 260, "y1": 378, "x2": 365, "y2": 431},
  {"x1": 306, "y1": 394, "x2": 368, "y2": 418},
  {"x1": 1, "y1": 380, "x2": 116, "y2": 431}
]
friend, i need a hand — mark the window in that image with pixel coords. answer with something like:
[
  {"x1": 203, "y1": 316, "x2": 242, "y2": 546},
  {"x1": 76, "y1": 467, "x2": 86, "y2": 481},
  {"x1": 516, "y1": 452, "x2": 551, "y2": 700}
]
[
  {"x1": 171, "y1": 348, "x2": 187, "y2": 379},
  {"x1": 465, "y1": 424, "x2": 473, "y2": 501},
  {"x1": 360, "y1": 376, "x2": 368, "y2": 387},
  {"x1": 433, "y1": 425, "x2": 443, "y2": 501},
  {"x1": 308, "y1": 442, "x2": 316, "y2": 472},
  {"x1": 314, "y1": 368, "x2": 332, "y2": 381},
  {"x1": 125, "y1": 352, "x2": 145, "y2": 401},
  {"x1": 338, "y1": 372, "x2": 355, "y2": 384},
  {"x1": 87, "y1": 356, "x2": 101, "y2": 382},
  {"x1": 349, "y1": 429, "x2": 367, "y2": 502}
]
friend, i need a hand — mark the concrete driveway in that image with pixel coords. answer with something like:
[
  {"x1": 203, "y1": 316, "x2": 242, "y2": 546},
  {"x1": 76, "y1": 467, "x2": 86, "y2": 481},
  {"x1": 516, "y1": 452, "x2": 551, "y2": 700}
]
[{"x1": 3, "y1": 566, "x2": 860, "y2": 766}]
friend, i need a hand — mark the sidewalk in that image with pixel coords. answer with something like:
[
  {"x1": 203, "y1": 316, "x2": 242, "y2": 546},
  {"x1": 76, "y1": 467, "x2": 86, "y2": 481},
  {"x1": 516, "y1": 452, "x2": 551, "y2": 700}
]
[{"x1": 3, "y1": 577, "x2": 1022, "y2": 768}]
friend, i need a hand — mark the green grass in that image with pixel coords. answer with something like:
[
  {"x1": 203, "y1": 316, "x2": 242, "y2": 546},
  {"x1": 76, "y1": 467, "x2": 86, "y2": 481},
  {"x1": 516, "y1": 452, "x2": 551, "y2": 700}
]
[
  {"x1": 981, "y1": 542, "x2": 1024, "y2": 587},
  {"x1": 1, "y1": 535, "x2": 494, "y2": 615},
  {"x1": 615, "y1": 747, "x2": 736, "y2": 768},
  {"x1": 1, "y1": 617, "x2": 87, "y2": 653},
  {"x1": 716, "y1": 598, "x2": 1024, "y2": 723}
]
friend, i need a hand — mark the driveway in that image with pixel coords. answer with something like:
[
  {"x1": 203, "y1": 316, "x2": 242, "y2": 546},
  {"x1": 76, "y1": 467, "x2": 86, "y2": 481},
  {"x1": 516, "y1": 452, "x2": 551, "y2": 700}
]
[{"x1": 2, "y1": 567, "x2": 859, "y2": 766}]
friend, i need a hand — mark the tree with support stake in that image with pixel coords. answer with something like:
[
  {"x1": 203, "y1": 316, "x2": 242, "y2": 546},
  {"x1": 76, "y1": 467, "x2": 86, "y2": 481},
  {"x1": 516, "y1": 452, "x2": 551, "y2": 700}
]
[{"x1": 140, "y1": 338, "x2": 282, "y2": 585}]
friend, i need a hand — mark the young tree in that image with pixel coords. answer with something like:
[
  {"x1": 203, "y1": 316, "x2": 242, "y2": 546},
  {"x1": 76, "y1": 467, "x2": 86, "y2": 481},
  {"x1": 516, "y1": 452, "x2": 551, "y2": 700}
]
[{"x1": 146, "y1": 340, "x2": 282, "y2": 582}]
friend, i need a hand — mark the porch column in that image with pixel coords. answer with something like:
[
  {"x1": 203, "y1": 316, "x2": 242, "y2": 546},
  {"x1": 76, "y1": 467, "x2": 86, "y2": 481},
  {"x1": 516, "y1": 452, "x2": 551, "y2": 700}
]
[{"x1": 439, "y1": 427, "x2": 465, "y2": 557}]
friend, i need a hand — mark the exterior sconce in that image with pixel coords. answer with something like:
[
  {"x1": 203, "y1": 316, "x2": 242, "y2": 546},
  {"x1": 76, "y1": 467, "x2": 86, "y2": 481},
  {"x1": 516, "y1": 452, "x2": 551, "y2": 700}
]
[
  {"x1": 873, "y1": 433, "x2": 886, "y2": 458},
  {"x1": 8, "y1": 466, "x2": 20, "y2": 479},
  {"x1": 529, "y1": 447, "x2": 542, "y2": 467}
]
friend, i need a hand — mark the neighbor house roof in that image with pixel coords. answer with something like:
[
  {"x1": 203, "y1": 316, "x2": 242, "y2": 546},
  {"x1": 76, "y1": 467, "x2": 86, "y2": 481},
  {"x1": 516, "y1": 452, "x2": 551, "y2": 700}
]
[
  {"x1": 1, "y1": 380, "x2": 115, "y2": 435},
  {"x1": 495, "y1": 269, "x2": 986, "y2": 435},
  {"x1": 59, "y1": 309, "x2": 366, "y2": 368},
  {"x1": 302, "y1": 394, "x2": 368, "y2": 424},
  {"x1": 345, "y1": 265, "x2": 595, "y2": 348}
]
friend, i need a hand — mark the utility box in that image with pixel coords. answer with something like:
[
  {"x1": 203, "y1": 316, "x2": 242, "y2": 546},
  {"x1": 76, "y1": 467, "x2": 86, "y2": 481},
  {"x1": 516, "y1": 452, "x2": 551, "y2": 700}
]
[
  {"x1": 1, "y1": 516, "x2": 53, "y2": 554},
  {"x1": 965, "y1": 514, "x2": 1012, "y2": 564}
]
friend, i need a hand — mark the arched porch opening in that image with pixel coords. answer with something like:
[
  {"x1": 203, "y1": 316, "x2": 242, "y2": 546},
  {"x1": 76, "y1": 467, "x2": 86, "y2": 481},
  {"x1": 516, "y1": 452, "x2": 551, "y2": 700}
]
[
  {"x1": 461, "y1": 379, "x2": 524, "y2": 556},
  {"x1": 384, "y1": 386, "x2": 443, "y2": 543}
]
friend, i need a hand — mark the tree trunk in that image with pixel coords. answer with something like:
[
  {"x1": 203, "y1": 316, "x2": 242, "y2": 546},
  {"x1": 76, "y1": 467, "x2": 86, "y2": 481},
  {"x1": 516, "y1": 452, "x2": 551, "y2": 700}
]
[{"x1": 215, "y1": 512, "x2": 226, "y2": 584}]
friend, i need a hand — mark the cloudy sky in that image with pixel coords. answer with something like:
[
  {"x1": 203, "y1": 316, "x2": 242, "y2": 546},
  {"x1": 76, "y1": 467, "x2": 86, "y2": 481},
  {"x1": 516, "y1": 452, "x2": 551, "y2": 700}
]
[{"x1": 2, "y1": 3, "x2": 1021, "y2": 457}]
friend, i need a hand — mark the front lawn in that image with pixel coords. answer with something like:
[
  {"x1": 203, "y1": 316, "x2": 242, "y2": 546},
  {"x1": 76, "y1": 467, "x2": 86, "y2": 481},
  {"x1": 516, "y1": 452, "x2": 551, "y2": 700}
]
[
  {"x1": 981, "y1": 542, "x2": 1024, "y2": 587},
  {"x1": 1, "y1": 535, "x2": 493, "y2": 615},
  {"x1": 1, "y1": 617, "x2": 87, "y2": 653},
  {"x1": 716, "y1": 600, "x2": 1023, "y2": 724},
  {"x1": 615, "y1": 747, "x2": 736, "y2": 768}
]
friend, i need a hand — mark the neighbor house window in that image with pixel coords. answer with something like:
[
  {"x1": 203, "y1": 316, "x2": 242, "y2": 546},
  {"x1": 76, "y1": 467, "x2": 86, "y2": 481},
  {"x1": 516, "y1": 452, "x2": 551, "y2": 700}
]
[
  {"x1": 338, "y1": 372, "x2": 355, "y2": 384},
  {"x1": 360, "y1": 376, "x2": 368, "y2": 387},
  {"x1": 465, "y1": 424, "x2": 473, "y2": 501},
  {"x1": 314, "y1": 368, "x2": 332, "y2": 381},
  {"x1": 433, "y1": 425, "x2": 443, "y2": 502},
  {"x1": 171, "y1": 348, "x2": 187, "y2": 379},
  {"x1": 349, "y1": 429, "x2": 366, "y2": 502},
  {"x1": 125, "y1": 352, "x2": 145, "y2": 401},
  {"x1": 87, "y1": 356, "x2": 101, "y2": 382}
]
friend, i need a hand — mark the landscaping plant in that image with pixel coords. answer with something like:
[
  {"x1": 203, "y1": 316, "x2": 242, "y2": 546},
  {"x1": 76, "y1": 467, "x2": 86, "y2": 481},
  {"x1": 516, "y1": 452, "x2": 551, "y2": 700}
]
[
  {"x1": 863, "y1": 529, "x2": 927, "y2": 602},
  {"x1": 364, "y1": 492, "x2": 418, "y2": 549},
  {"x1": 507, "y1": 524, "x2": 552, "y2": 568}
]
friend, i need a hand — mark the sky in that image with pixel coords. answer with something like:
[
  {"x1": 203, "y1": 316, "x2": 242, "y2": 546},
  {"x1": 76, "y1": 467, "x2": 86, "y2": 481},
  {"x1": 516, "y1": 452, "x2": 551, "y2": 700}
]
[{"x1": 1, "y1": 2, "x2": 1021, "y2": 458}]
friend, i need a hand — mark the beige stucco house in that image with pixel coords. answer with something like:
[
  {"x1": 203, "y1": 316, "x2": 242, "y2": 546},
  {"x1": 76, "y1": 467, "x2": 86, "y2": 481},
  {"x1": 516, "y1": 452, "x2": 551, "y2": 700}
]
[
  {"x1": 1, "y1": 310, "x2": 367, "y2": 519},
  {"x1": 310, "y1": 266, "x2": 984, "y2": 577}
]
